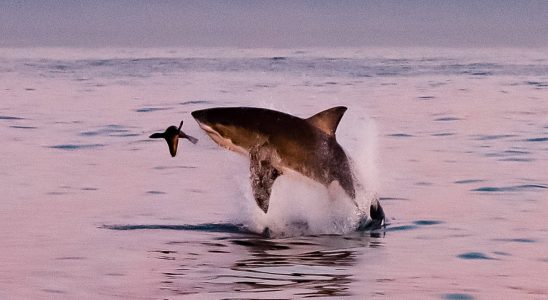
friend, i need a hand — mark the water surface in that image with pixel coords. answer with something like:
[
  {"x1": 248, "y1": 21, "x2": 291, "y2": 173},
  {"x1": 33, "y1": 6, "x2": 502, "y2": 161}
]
[{"x1": 1, "y1": 48, "x2": 547, "y2": 299}]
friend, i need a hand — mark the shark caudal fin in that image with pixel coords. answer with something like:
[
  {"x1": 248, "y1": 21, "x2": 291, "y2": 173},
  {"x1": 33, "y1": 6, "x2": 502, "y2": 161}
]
[{"x1": 305, "y1": 106, "x2": 347, "y2": 136}]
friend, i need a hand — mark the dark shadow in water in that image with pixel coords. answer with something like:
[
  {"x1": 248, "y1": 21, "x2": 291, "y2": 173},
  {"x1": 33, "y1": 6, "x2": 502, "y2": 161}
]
[
  {"x1": 103, "y1": 220, "x2": 384, "y2": 236},
  {"x1": 102, "y1": 223, "x2": 254, "y2": 234}
]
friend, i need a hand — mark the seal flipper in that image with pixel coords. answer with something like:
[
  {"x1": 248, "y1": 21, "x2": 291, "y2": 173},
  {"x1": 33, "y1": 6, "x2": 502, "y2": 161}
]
[{"x1": 249, "y1": 146, "x2": 281, "y2": 213}]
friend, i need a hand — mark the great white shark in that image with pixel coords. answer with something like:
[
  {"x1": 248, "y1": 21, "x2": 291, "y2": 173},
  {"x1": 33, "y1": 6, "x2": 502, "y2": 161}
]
[{"x1": 189, "y1": 106, "x2": 385, "y2": 226}]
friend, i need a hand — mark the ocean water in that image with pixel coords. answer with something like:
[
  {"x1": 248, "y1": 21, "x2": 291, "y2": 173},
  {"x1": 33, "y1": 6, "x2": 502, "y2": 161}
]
[{"x1": 0, "y1": 47, "x2": 547, "y2": 299}]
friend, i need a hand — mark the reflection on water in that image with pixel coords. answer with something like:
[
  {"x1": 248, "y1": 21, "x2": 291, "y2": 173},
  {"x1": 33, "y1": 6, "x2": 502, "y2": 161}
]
[
  {"x1": 160, "y1": 232, "x2": 380, "y2": 298},
  {"x1": 226, "y1": 241, "x2": 355, "y2": 297},
  {"x1": 106, "y1": 223, "x2": 383, "y2": 297}
]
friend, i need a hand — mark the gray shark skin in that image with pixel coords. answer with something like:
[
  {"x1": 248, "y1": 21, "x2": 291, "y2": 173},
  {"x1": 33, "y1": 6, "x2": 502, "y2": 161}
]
[{"x1": 191, "y1": 106, "x2": 384, "y2": 224}]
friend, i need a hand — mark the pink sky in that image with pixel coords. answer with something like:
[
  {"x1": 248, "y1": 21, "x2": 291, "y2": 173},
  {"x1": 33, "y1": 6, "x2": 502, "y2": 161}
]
[{"x1": 1, "y1": 1, "x2": 548, "y2": 48}]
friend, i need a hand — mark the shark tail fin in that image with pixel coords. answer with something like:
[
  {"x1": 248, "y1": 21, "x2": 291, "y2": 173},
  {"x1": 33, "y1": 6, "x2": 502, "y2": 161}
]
[{"x1": 306, "y1": 106, "x2": 347, "y2": 137}]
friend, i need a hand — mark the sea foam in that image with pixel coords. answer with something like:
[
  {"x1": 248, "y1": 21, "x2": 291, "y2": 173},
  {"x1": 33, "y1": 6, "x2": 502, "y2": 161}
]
[{"x1": 228, "y1": 112, "x2": 380, "y2": 237}]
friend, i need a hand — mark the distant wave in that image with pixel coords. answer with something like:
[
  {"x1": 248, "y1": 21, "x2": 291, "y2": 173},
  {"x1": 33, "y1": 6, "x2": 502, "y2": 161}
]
[{"x1": 9, "y1": 56, "x2": 548, "y2": 80}]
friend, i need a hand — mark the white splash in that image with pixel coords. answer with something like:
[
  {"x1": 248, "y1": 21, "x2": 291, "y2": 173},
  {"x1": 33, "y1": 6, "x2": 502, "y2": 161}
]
[{"x1": 228, "y1": 113, "x2": 380, "y2": 237}]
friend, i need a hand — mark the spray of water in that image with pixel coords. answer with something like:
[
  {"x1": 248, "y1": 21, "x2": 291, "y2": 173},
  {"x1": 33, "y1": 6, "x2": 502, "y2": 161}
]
[{"x1": 227, "y1": 111, "x2": 380, "y2": 237}]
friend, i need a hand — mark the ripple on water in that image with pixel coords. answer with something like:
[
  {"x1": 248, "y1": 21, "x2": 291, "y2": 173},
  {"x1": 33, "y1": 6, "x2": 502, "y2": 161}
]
[
  {"x1": 525, "y1": 81, "x2": 548, "y2": 88},
  {"x1": 443, "y1": 293, "x2": 475, "y2": 300},
  {"x1": 154, "y1": 233, "x2": 375, "y2": 298},
  {"x1": 472, "y1": 184, "x2": 547, "y2": 192},
  {"x1": 179, "y1": 100, "x2": 210, "y2": 105},
  {"x1": 0, "y1": 115, "x2": 24, "y2": 120},
  {"x1": 387, "y1": 133, "x2": 414, "y2": 138},
  {"x1": 386, "y1": 225, "x2": 418, "y2": 232},
  {"x1": 229, "y1": 241, "x2": 362, "y2": 294},
  {"x1": 483, "y1": 149, "x2": 534, "y2": 162},
  {"x1": 472, "y1": 134, "x2": 517, "y2": 141},
  {"x1": 434, "y1": 117, "x2": 461, "y2": 122},
  {"x1": 454, "y1": 179, "x2": 485, "y2": 184},
  {"x1": 525, "y1": 137, "x2": 548, "y2": 142},
  {"x1": 10, "y1": 125, "x2": 37, "y2": 129},
  {"x1": 42, "y1": 289, "x2": 65, "y2": 295},
  {"x1": 413, "y1": 220, "x2": 444, "y2": 226},
  {"x1": 135, "y1": 107, "x2": 172, "y2": 113},
  {"x1": 49, "y1": 144, "x2": 105, "y2": 150},
  {"x1": 493, "y1": 238, "x2": 536, "y2": 243},
  {"x1": 457, "y1": 252, "x2": 494, "y2": 260},
  {"x1": 80, "y1": 124, "x2": 138, "y2": 137},
  {"x1": 431, "y1": 132, "x2": 455, "y2": 137},
  {"x1": 499, "y1": 158, "x2": 534, "y2": 162},
  {"x1": 146, "y1": 190, "x2": 166, "y2": 195}
]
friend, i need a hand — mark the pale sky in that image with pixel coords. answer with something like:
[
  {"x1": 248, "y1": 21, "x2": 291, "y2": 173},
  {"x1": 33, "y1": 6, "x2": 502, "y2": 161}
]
[{"x1": 1, "y1": 1, "x2": 547, "y2": 48}]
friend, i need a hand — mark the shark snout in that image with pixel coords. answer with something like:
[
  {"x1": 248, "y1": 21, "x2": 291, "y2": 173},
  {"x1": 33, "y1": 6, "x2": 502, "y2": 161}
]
[{"x1": 191, "y1": 109, "x2": 208, "y2": 126}]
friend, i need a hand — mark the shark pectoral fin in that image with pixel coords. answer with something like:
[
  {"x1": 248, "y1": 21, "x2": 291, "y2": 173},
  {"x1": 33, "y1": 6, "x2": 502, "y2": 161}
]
[{"x1": 249, "y1": 147, "x2": 280, "y2": 214}]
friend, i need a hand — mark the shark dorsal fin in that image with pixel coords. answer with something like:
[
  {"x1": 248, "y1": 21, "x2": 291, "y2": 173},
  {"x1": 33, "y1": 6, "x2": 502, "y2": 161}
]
[{"x1": 306, "y1": 106, "x2": 347, "y2": 136}]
